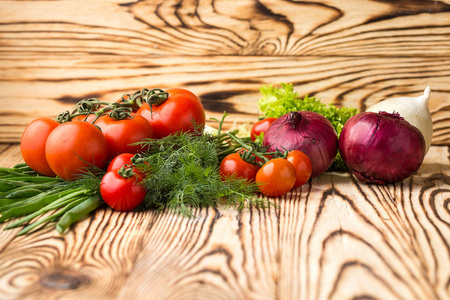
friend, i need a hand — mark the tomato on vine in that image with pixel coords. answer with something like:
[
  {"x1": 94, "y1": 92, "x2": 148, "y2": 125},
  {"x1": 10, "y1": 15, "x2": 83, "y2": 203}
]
[
  {"x1": 238, "y1": 148, "x2": 272, "y2": 166},
  {"x1": 20, "y1": 118, "x2": 59, "y2": 177},
  {"x1": 255, "y1": 158, "x2": 296, "y2": 197},
  {"x1": 107, "y1": 153, "x2": 148, "y2": 179},
  {"x1": 100, "y1": 166, "x2": 146, "y2": 212},
  {"x1": 219, "y1": 152, "x2": 259, "y2": 182},
  {"x1": 45, "y1": 121, "x2": 108, "y2": 180},
  {"x1": 250, "y1": 117, "x2": 276, "y2": 142},
  {"x1": 286, "y1": 150, "x2": 312, "y2": 189},
  {"x1": 136, "y1": 88, "x2": 205, "y2": 138},
  {"x1": 107, "y1": 153, "x2": 134, "y2": 172},
  {"x1": 94, "y1": 114, "x2": 154, "y2": 159}
]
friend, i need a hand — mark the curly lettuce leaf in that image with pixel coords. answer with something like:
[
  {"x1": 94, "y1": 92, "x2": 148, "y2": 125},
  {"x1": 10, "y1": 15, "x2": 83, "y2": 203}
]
[{"x1": 258, "y1": 83, "x2": 300, "y2": 118}]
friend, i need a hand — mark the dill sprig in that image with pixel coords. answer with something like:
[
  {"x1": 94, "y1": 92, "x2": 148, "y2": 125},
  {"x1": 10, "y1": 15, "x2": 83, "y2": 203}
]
[{"x1": 136, "y1": 130, "x2": 269, "y2": 217}]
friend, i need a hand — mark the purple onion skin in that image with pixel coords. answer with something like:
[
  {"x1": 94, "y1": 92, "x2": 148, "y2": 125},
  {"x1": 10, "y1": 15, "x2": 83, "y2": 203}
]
[
  {"x1": 339, "y1": 112, "x2": 426, "y2": 184},
  {"x1": 263, "y1": 111, "x2": 338, "y2": 178}
]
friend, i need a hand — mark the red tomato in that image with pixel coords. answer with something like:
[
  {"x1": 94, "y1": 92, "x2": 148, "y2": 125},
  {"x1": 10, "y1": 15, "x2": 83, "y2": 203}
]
[
  {"x1": 255, "y1": 158, "x2": 296, "y2": 197},
  {"x1": 107, "y1": 153, "x2": 148, "y2": 178},
  {"x1": 107, "y1": 153, "x2": 135, "y2": 172},
  {"x1": 136, "y1": 88, "x2": 205, "y2": 138},
  {"x1": 20, "y1": 118, "x2": 59, "y2": 176},
  {"x1": 219, "y1": 153, "x2": 259, "y2": 182},
  {"x1": 251, "y1": 118, "x2": 276, "y2": 141},
  {"x1": 45, "y1": 121, "x2": 108, "y2": 180},
  {"x1": 286, "y1": 150, "x2": 312, "y2": 189},
  {"x1": 94, "y1": 114, "x2": 154, "y2": 159},
  {"x1": 100, "y1": 168, "x2": 146, "y2": 211}
]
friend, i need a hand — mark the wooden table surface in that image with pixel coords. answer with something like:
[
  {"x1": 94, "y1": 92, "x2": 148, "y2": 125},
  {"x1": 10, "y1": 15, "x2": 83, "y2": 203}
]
[{"x1": 1, "y1": 1, "x2": 450, "y2": 299}]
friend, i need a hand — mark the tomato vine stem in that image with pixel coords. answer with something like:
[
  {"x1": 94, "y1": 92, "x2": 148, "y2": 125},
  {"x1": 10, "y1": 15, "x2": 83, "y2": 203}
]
[
  {"x1": 227, "y1": 132, "x2": 287, "y2": 166},
  {"x1": 56, "y1": 88, "x2": 169, "y2": 124}
]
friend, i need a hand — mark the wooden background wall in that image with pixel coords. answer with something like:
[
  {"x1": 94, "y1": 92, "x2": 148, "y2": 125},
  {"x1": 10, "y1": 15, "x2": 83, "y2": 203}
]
[{"x1": 0, "y1": 0, "x2": 449, "y2": 144}]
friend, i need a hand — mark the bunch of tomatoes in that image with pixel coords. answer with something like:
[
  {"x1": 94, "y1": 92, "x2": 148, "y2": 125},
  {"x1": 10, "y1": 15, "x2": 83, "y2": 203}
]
[
  {"x1": 20, "y1": 88, "x2": 206, "y2": 211},
  {"x1": 220, "y1": 118, "x2": 313, "y2": 198}
]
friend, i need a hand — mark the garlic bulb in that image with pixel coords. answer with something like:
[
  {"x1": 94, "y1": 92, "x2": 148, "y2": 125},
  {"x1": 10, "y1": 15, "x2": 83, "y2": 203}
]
[{"x1": 366, "y1": 87, "x2": 433, "y2": 154}]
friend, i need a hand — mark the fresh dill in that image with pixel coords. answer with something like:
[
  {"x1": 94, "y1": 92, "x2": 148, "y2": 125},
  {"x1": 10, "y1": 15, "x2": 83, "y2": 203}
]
[{"x1": 136, "y1": 130, "x2": 269, "y2": 217}]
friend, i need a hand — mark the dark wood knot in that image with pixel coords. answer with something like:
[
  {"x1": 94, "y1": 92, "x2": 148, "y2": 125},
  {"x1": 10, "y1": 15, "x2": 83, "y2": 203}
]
[{"x1": 40, "y1": 271, "x2": 88, "y2": 290}]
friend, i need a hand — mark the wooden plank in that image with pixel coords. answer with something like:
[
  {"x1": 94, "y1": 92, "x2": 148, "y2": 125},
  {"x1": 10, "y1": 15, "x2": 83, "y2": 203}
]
[
  {"x1": 0, "y1": 0, "x2": 449, "y2": 57},
  {"x1": 116, "y1": 206, "x2": 279, "y2": 300},
  {"x1": 0, "y1": 144, "x2": 23, "y2": 167},
  {"x1": 0, "y1": 0, "x2": 449, "y2": 143},
  {"x1": 0, "y1": 55, "x2": 449, "y2": 144},
  {"x1": 0, "y1": 144, "x2": 448, "y2": 299}
]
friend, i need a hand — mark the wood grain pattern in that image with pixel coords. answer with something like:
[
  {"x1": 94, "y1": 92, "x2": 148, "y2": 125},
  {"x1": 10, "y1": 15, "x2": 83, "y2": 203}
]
[
  {"x1": 0, "y1": 0, "x2": 449, "y2": 143},
  {"x1": 1, "y1": 1, "x2": 450, "y2": 299},
  {"x1": 0, "y1": 144, "x2": 448, "y2": 300}
]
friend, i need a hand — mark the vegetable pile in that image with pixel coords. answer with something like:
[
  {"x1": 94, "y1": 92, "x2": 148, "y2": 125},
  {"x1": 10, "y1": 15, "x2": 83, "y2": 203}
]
[
  {"x1": 0, "y1": 83, "x2": 433, "y2": 235},
  {"x1": 257, "y1": 83, "x2": 359, "y2": 171}
]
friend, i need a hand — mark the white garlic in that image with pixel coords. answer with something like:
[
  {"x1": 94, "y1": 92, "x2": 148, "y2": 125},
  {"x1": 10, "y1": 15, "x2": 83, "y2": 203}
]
[{"x1": 366, "y1": 87, "x2": 433, "y2": 154}]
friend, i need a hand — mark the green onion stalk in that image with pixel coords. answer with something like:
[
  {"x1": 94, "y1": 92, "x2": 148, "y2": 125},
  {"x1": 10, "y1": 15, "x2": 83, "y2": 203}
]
[{"x1": 0, "y1": 164, "x2": 103, "y2": 235}]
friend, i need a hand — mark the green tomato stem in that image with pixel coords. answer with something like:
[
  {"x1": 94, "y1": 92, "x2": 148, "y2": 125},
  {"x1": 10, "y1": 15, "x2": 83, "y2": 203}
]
[{"x1": 227, "y1": 132, "x2": 270, "y2": 165}]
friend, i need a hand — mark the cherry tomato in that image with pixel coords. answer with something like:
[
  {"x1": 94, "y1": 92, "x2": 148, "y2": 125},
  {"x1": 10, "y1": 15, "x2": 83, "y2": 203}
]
[
  {"x1": 136, "y1": 88, "x2": 205, "y2": 138},
  {"x1": 94, "y1": 114, "x2": 154, "y2": 159},
  {"x1": 251, "y1": 118, "x2": 276, "y2": 141},
  {"x1": 20, "y1": 118, "x2": 59, "y2": 176},
  {"x1": 45, "y1": 121, "x2": 108, "y2": 180},
  {"x1": 255, "y1": 158, "x2": 296, "y2": 197},
  {"x1": 100, "y1": 168, "x2": 146, "y2": 211},
  {"x1": 107, "y1": 153, "x2": 148, "y2": 178},
  {"x1": 286, "y1": 150, "x2": 312, "y2": 189},
  {"x1": 219, "y1": 153, "x2": 259, "y2": 182}
]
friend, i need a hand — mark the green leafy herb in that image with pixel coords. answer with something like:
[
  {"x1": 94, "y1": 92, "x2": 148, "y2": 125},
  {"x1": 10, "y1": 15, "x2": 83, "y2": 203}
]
[
  {"x1": 136, "y1": 130, "x2": 268, "y2": 217},
  {"x1": 258, "y1": 83, "x2": 359, "y2": 171}
]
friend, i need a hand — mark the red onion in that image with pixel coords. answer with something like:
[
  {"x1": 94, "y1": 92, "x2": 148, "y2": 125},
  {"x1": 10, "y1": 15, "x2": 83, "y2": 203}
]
[
  {"x1": 263, "y1": 111, "x2": 338, "y2": 178},
  {"x1": 339, "y1": 111, "x2": 425, "y2": 184}
]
